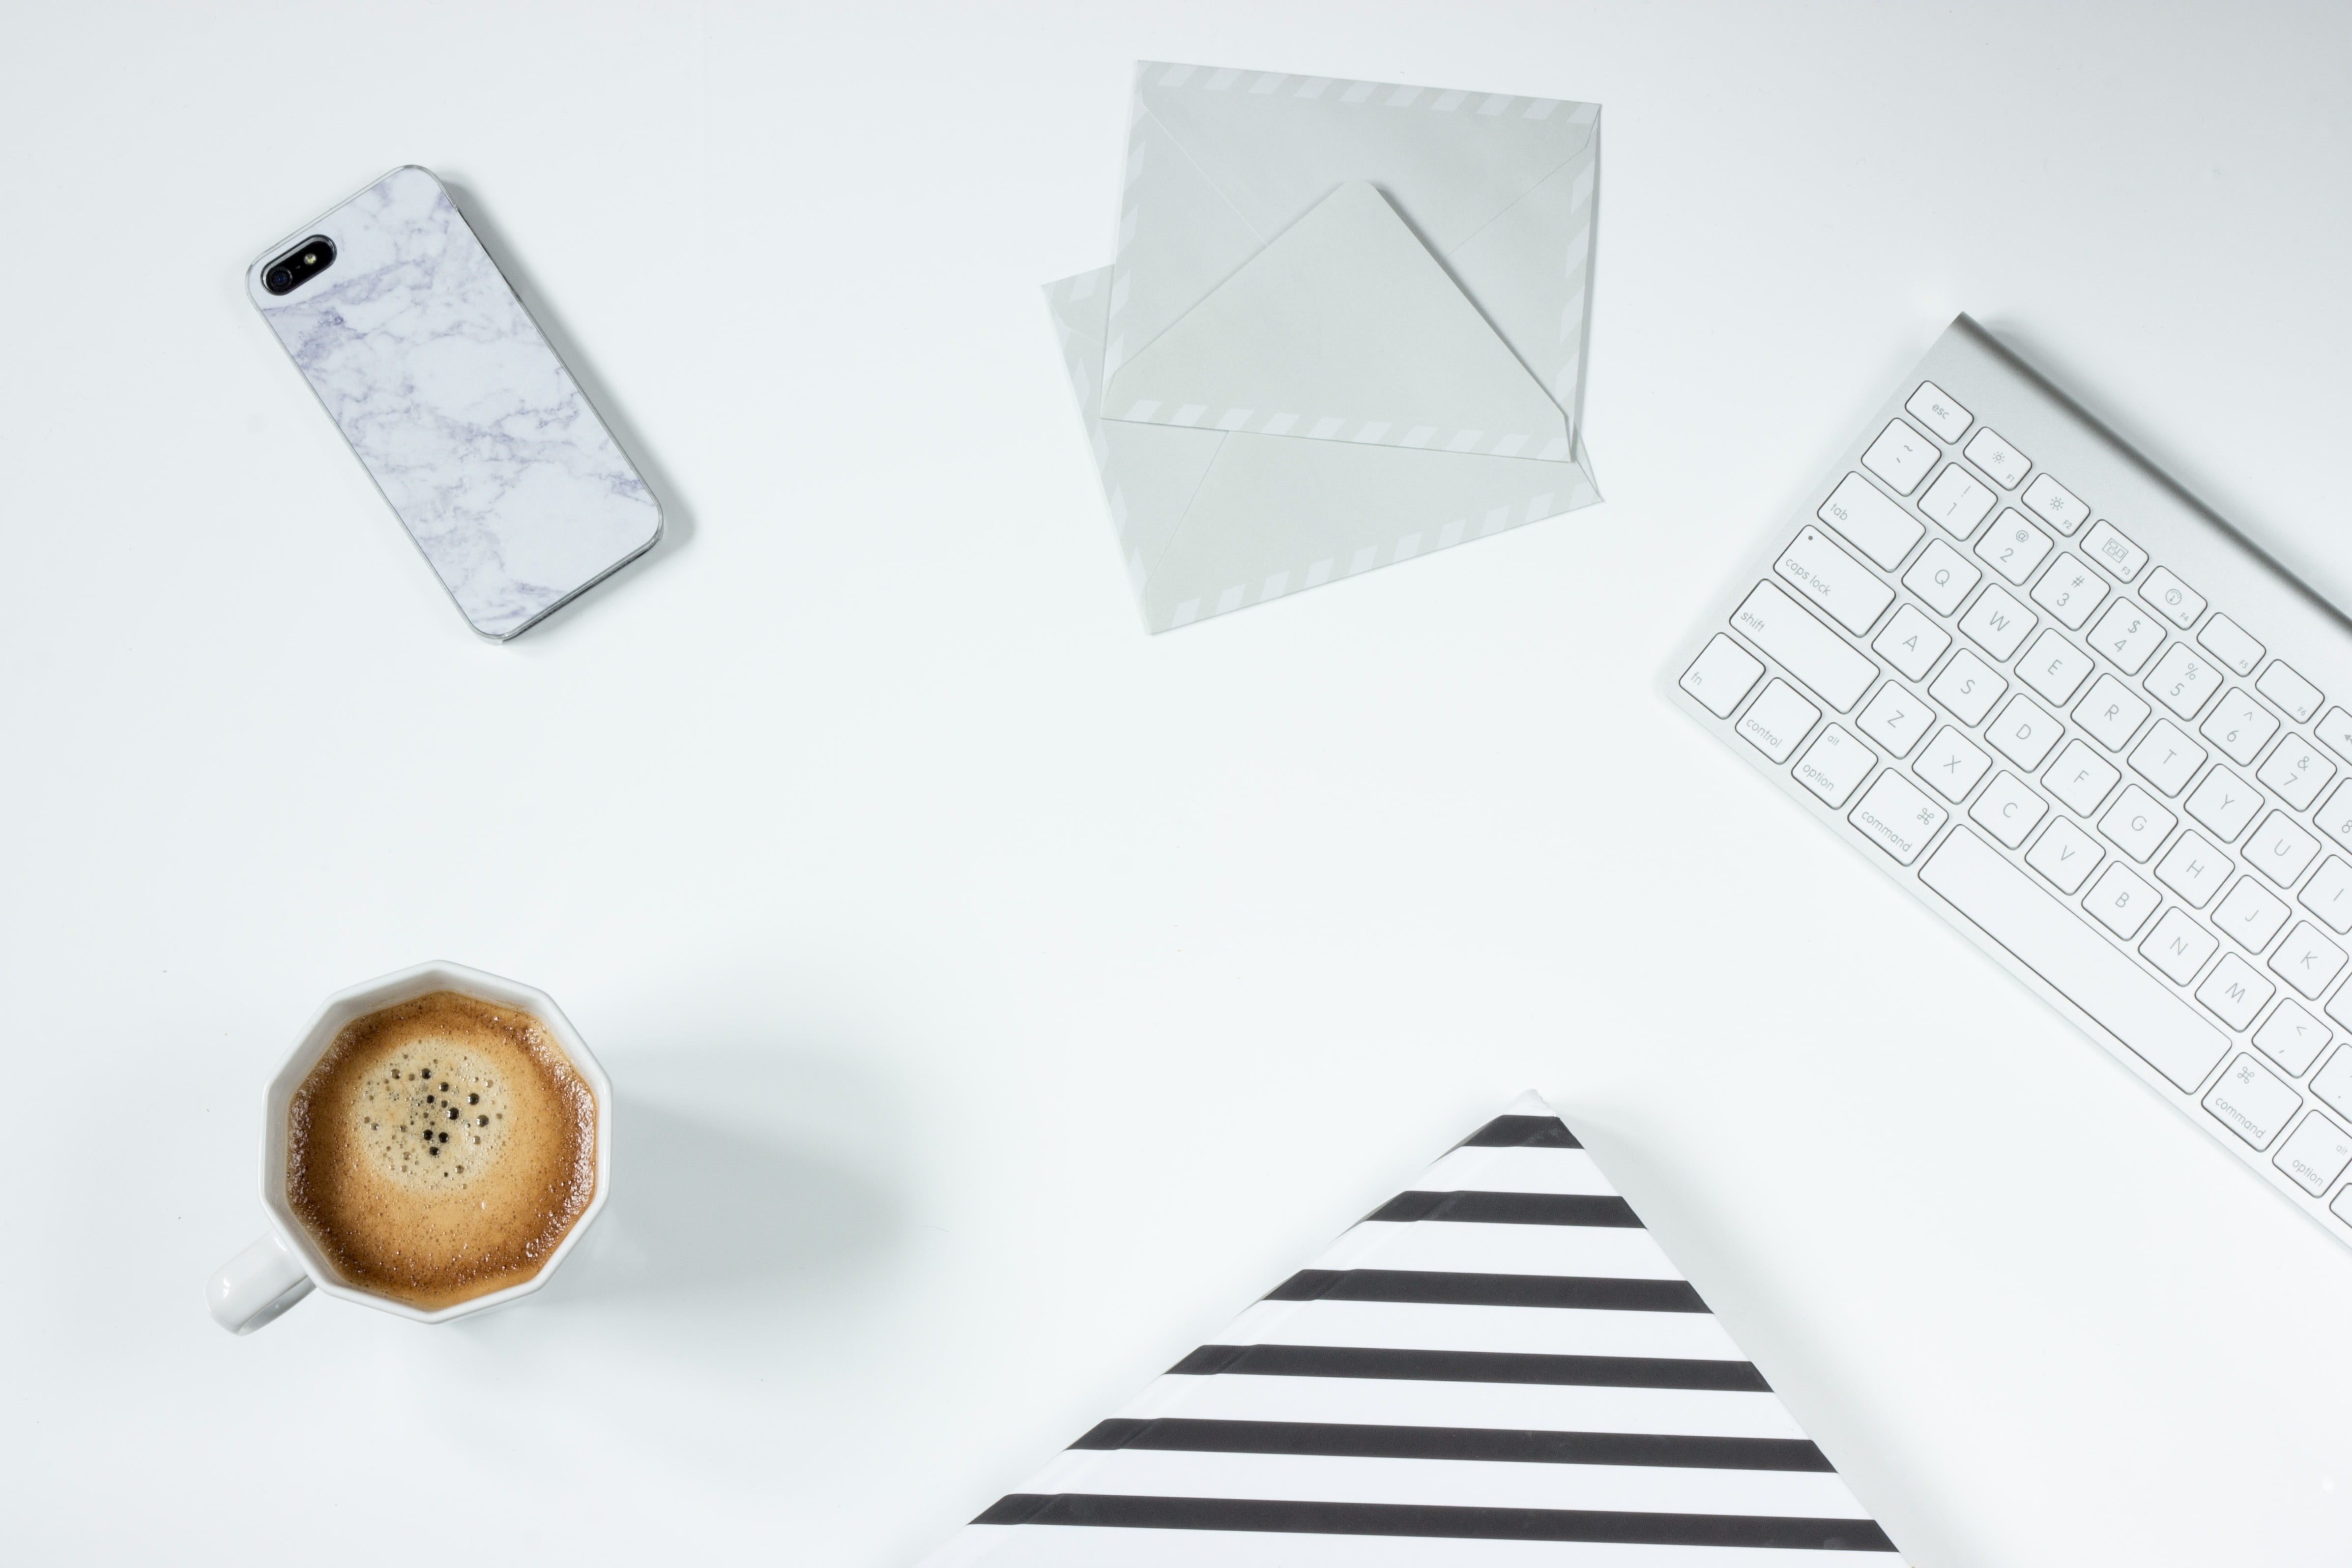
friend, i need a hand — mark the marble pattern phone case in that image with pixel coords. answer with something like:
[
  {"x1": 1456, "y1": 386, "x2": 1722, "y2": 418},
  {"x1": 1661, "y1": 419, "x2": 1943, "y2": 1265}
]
[{"x1": 249, "y1": 166, "x2": 661, "y2": 640}]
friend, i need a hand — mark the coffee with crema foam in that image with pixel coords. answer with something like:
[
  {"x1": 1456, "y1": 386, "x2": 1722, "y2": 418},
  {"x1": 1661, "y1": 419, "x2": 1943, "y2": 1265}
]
[{"x1": 287, "y1": 991, "x2": 597, "y2": 1311}]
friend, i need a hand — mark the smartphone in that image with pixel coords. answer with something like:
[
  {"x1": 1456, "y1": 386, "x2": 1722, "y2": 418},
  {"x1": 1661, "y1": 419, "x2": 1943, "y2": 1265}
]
[{"x1": 247, "y1": 166, "x2": 662, "y2": 640}]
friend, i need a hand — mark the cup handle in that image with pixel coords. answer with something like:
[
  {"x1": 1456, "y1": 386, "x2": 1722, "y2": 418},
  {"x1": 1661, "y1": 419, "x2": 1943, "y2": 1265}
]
[{"x1": 207, "y1": 1232, "x2": 315, "y2": 1334}]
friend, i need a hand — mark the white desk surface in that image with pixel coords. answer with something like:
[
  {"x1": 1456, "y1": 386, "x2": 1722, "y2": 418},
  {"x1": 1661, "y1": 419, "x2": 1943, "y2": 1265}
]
[{"x1": 5, "y1": 3, "x2": 2349, "y2": 1562}]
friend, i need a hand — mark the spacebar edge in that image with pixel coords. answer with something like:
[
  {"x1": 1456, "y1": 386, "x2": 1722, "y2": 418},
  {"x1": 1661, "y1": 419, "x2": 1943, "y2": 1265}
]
[{"x1": 1918, "y1": 830, "x2": 2229, "y2": 1093}]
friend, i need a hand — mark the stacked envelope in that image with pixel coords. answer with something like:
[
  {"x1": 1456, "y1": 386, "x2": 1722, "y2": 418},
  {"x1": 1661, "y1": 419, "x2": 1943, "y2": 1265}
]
[
  {"x1": 923, "y1": 1093, "x2": 1903, "y2": 1563},
  {"x1": 1045, "y1": 63, "x2": 1605, "y2": 632}
]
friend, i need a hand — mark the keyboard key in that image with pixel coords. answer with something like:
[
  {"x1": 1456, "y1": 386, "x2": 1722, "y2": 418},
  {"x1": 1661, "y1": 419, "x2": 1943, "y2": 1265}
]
[
  {"x1": 2202, "y1": 1052, "x2": 2296, "y2": 1144},
  {"x1": 2247, "y1": 811, "x2": 2322, "y2": 887},
  {"x1": 2140, "y1": 908, "x2": 2218, "y2": 984},
  {"x1": 2027, "y1": 815, "x2": 2104, "y2": 893},
  {"x1": 1682, "y1": 635, "x2": 1765, "y2": 718},
  {"x1": 1732, "y1": 583, "x2": 1877, "y2": 711},
  {"x1": 1795, "y1": 724, "x2": 1876, "y2": 808},
  {"x1": 2197, "y1": 614, "x2": 2264, "y2": 677},
  {"x1": 1960, "y1": 585, "x2": 2037, "y2": 660},
  {"x1": 2217, "y1": 877, "x2": 2291, "y2": 951},
  {"x1": 2084, "y1": 860, "x2": 2160, "y2": 938},
  {"x1": 1874, "y1": 604, "x2": 1951, "y2": 681},
  {"x1": 2255, "y1": 1001, "x2": 2332, "y2": 1076},
  {"x1": 1857, "y1": 682, "x2": 1933, "y2": 758},
  {"x1": 1989, "y1": 694, "x2": 2065, "y2": 769},
  {"x1": 1737, "y1": 677, "x2": 1820, "y2": 763},
  {"x1": 2154, "y1": 831, "x2": 2232, "y2": 909},
  {"x1": 2084, "y1": 520, "x2": 2148, "y2": 581},
  {"x1": 1970, "y1": 770, "x2": 2049, "y2": 847},
  {"x1": 1916, "y1": 725, "x2": 1992, "y2": 802},
  {"x1": 1905, "y1": 380, "x2": 1972, "y2": 442},
  {"x1": 2319, "y1": 780, "x2": 2352, "y2": 853},
  {"x1": 2200, "y1": 961, "x2": 2279, "y2": 1034},
  {"x1": 1920, "y1": 830, "x2": 2226, "y2": 1089},
  {"x1": 1849, "y1": 770, "x2": 1947, "y2": 864},
  {"x1": 2100, "y1": 784, "x2": 2177, "y2": 862},
  {"x1": 2273, "y1": 1112, "x2": 2352, "y2": 1196},
  {"x1": 1919, "y1": 465, "x2": 1996, "y2": 537},
  {"x1": 2139, "y1": 567, "x2": 2205, "y2": 629},
  {"x1": 2258, "y1": 661, "x2": 2324, "y2": 725},
  {"x1": 1777, "y1": 525, "x2": 1894, "y2": 635},
  {"x1": 2022, "y1": 473, "x2": 2090, "y2": 535},
  {"x1": 2031, "y1": 553, "x2": 2109, "y2": 629},
  {"x1": 2018, "y1": 630, "x2": 2093, "y2": 705},
  {"x1": 2073, "y1": 673, "x2": 2151, "y2": 752},
  {"x1": 2186, "y1": 767, "x2": 2264, "y2": 842},
  {"x1": 1817, "y1": 473, "x2": 1924, "y2": 569},
  {"x1": 2301, "y1": 856, "x2": 2352, "y2": 935},
  {"x1": 2143, "y1": 642, "x2": 2222, "y2": 720},
  {"x1": 1861, "y1": 419, "x2": 1937, "y2": 494},
  {"x1": 1930, "y1": 647, "x2": 2006, "y2": 725},
  {"x1": 1974, "y1": 509, "x2": 2054, "y2": 584},
  {"x1": 2257, "y1": 734, "x2": 2337, "y2": 811},
  {"x1": 2199, "y1": 688, "x2": 2281, "y2": 766},
  {"x1": 2088, "y1": 599, "x2": 2164, "y2": 673},
  {"x1": 1904, "y1": 539, "x2": 1981, "y2": 617},
  {"x1": 1964, "y1": 427, "x2": 2031, "y2": 488},
  {"x1": 2317, "y1": 707, "x2": 2352, "y2": 766},
  {"x1": 2270, "y1": 921, "x2": 2349, "y2": 1000},
  {"x1": 2313, "y1": 1046, "x2": 2352, "y2": 1119},
  {"x1": 2045, "y1": 740, "x2": 2120, "y2": 816},
  {"x1": 2127, "y1": 719, "x2": 2207, "y2": 797}
]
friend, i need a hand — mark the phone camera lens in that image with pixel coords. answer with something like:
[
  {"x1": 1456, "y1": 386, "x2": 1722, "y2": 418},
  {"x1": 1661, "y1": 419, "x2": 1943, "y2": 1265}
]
[{"x1": 261, "y1": 236, "x2": 335, "y2": 296}]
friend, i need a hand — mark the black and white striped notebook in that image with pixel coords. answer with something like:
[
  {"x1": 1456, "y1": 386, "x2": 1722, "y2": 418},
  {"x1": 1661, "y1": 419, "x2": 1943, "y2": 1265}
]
[{"x1": 924, "y1": 1094, "x2": 1901, "y2": 1565}]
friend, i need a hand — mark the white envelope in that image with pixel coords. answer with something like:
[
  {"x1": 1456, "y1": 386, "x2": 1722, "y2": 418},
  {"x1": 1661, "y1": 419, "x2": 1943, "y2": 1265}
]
[{"x1": 1045, "y1": 63, "x2": 1603, "y2": 633}]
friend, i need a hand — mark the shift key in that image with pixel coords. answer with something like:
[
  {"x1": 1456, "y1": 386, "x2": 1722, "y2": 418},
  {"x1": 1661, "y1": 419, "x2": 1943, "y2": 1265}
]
[
  {"x1": 1778, "y1": 525, "x2": 1895, "y2": 634},
  {"x1": 1732, "y1": 581, "x2": 1878, "y2": 711}
]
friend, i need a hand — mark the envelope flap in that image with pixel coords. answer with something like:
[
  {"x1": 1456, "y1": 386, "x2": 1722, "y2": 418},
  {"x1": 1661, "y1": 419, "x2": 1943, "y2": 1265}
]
[
  {"x1": 1136, "y1": 65, "x2": 1594, "y2": 254},
  {"x1": 1103, "y1": 183, "x2": 1569, "y2": 461}
]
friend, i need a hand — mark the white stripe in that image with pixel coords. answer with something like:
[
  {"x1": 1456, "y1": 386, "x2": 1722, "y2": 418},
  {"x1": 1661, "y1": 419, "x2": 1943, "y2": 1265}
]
[
  {"x1": 1114, "y1": 1374, "x2": 1809, "y2": 1440},
  {"x1": 934, "y1": 1523, "x2": 1889, "y2": 1567},
  {"x1": 1309, "y1": 1221, "x2": 1686, "y2": 1281},
  {"x1": 1224, "y1": 1299, "x2": 1743, "y2": 1361},
  {"x1": 1417, "y1": 1145, "x2": 1622, "y2": 1195},
  {"x1": 1028, "y1": 1448, "x2": 1872, "y2": 1520}
]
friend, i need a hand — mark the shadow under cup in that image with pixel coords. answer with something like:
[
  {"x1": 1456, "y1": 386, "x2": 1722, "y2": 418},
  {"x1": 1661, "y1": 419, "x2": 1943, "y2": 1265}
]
[{"x1": 210, "y1": 961, "x2": 613, "y2": 1332}]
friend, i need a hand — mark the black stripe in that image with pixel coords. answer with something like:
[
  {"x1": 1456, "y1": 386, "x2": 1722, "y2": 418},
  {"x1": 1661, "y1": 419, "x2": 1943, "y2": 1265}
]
[
  {"x1": 1365, "y1": 1190, "x2": 1641, "y2": 1227},
  {"x1": 1072, "y1": 1417, "x2": 1833, "y2": 1472},
  {"x1": 973, "y1": 1493, "x2": 1896, "y2": 1552},
  {"x1": 1456, "y1": 1113, "x2": 1580, "y2": 1149},
  {"x1": 1267, "y1": 1268, "x2": 1707, "y2": 1313},
  {"x1": 1164, "y1": 1343, "x2": 1771, "y2": 1392}
]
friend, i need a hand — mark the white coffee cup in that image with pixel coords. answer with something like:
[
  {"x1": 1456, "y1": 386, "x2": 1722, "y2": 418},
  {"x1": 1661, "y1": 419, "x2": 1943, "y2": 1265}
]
[{"x1": 206, "y1": 960, "x2": 613, "y2": 1333}]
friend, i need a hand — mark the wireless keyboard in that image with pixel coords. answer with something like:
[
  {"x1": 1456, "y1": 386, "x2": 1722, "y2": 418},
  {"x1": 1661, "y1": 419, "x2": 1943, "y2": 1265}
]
[{"x1": 1669, "y1": 315, "x2": 2352, "y2": 1248}]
